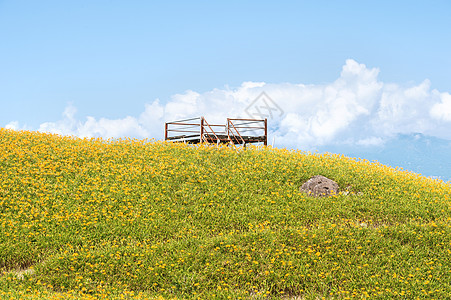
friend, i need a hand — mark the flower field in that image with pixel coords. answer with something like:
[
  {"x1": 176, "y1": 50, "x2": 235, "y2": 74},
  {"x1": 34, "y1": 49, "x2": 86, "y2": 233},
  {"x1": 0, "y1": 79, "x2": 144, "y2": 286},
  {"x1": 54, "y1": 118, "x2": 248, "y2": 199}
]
[{"x1": 1, "y1": 128, "x2": 450, "y2": 299}]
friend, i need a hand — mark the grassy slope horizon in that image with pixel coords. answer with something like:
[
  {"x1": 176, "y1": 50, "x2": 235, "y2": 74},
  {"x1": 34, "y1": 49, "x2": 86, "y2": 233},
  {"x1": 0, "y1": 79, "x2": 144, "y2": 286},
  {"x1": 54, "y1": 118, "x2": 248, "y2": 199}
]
[{"x1": 0, "y1": 128, "x2": 450, "y2": 299}]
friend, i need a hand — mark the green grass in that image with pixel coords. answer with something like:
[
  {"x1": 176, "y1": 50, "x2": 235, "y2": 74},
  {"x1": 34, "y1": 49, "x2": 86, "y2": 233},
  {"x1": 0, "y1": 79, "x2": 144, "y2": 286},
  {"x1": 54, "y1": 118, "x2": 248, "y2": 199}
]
[{"x1": 0, "y1": 129, "x2": 450, "y2": 299}]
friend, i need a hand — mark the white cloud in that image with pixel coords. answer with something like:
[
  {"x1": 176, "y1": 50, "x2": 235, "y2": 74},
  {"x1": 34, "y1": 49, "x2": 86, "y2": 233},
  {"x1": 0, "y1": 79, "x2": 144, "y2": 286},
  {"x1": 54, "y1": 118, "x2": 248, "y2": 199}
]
[
  {"x1": 5, "y1": 121, "x2": 20, "y2": 130},
  {"x1": 430, "y1": 92, "x2": 451, "y2": 122},
  {"x1": 7, "y1": 59, "x2": 451, "y2": 149},
  {"x1": 356, "y1": 137, "x2": 385, "y2": 147},
  {"x1": 38, "y1": 104, "x2": 151, "y2": 139},
  {"x1": 373, "y1": 79, "x2": 442, "y2": 138},
  {"x1": 138, "y1": 100, "x2": 165, "y2": 137}
]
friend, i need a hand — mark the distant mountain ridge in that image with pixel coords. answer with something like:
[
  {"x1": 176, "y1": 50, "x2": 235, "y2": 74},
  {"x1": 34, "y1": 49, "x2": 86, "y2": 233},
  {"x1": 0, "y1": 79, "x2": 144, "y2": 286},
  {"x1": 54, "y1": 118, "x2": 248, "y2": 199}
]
[{"x1": 321, "y1": 133, "x2": 451, "y2": 182}]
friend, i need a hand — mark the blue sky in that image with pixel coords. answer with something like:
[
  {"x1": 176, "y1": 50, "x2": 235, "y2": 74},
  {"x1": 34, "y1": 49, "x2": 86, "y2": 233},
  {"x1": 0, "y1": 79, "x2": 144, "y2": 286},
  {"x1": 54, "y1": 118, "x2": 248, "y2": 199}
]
[{"x1": 1, "y1": 1, "x2": 451, "y2": 181}]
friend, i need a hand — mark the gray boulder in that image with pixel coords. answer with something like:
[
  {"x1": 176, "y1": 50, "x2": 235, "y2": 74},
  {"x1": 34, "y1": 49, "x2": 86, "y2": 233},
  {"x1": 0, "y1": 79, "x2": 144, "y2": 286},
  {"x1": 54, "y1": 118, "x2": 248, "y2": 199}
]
[{"x1": 300, "y1": 175, "x2": 339, "y2": 197}]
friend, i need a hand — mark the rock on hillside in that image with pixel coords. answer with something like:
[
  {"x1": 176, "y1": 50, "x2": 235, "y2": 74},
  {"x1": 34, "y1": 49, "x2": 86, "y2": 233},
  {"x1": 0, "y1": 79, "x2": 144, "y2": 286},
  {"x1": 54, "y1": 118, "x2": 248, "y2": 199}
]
[{"x1": 300, "y1": 175, "x2": 339, "y2": 197}]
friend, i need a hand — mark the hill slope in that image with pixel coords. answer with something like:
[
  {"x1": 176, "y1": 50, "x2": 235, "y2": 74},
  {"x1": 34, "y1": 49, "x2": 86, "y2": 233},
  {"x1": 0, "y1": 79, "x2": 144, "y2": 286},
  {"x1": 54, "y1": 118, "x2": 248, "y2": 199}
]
[{"x1": 1, "y1": 129, "x2": 450, "y2": 299}]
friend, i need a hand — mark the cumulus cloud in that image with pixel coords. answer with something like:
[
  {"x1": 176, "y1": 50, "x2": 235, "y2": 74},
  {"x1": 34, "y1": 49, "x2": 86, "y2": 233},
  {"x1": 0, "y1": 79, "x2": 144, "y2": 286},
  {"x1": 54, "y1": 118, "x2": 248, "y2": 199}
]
[
  {"x1": 6, "y1": 59, "x2": 451, "y2": 150},
  {"x1": 37, "y1": 103, "x2": 158, "y2": 139},
  {"x1": 5, "y1": 121, "x2": 20, "y2": 130},
  {"x1": 430, "y1": 92, "x2": 451, "y2": 122}
]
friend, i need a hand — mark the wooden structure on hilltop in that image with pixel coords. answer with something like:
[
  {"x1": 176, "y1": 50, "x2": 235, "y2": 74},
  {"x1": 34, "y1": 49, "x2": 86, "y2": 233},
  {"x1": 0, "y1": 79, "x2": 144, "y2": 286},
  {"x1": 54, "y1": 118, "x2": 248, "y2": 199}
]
[{"x1": 165, "y1": 117, "x2": 267, "y2": 146}]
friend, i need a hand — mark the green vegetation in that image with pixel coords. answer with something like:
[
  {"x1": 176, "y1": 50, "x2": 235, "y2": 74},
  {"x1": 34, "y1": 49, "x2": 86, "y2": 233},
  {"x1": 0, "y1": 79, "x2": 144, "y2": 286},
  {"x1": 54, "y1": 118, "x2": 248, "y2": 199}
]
[{"x1": 1, "y1": 129, "x2": 450, "y2": 299}]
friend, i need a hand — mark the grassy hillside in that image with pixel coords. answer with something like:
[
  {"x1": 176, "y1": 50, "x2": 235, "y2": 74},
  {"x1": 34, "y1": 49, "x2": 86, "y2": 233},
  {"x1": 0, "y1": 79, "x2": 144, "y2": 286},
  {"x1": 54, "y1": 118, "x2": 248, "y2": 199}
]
[{"x1": 0, "y1": 128, "x2": 450, "y2": 299}]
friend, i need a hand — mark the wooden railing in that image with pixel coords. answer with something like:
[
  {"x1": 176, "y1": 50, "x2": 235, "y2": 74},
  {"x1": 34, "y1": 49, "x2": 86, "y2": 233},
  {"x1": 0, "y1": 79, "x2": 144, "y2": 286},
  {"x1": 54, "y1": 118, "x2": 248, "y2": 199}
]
[{"x1": 165, "y1": 117, "x2": 267, "y2": 146}]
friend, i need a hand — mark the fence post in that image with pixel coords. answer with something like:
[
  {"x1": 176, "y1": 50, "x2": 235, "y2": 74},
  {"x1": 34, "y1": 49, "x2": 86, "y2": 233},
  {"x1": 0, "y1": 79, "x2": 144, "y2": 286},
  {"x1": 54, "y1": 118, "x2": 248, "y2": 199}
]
[
  {"x1": 226, "y1": 118, "x2": 230, "y2": 142},
  {"x1": 164, "y1": 123, "x2": 168, "y2": 141},
  {"x1": 264, "y1": 118, "x2": 267, "y2": 146},
  {"x1": 200, "y1": 117, "x2": 204, "y2": 143}
]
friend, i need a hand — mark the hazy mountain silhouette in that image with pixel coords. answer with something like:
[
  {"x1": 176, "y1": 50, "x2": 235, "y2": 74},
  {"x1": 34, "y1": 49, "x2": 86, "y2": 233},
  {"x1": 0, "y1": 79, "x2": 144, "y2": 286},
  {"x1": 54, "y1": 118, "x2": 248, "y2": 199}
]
[{"x1": 321, "y1": 134, "x2": 451, "y2": 182}]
